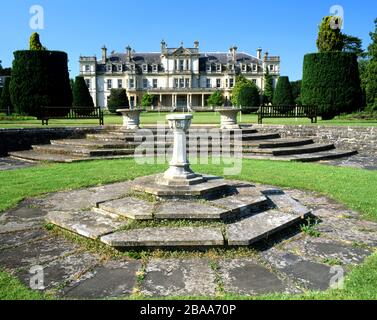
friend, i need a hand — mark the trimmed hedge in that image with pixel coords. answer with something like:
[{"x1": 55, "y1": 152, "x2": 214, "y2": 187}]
[
  {"x1": 301, "y1": 52, "x2": 362, "y2": 120},
  {"x1": 0, "y1": 77, "x2": 13, "y2": 114},
  {"x1": 72, "y1": 76, "x2": 94, "y2": 115},
  {"x1": 273, "y1": 76, "x2": 294, "y2": 106},
  {"x1": 10, "y1": 50, "x2": 72, "y2": 118}
]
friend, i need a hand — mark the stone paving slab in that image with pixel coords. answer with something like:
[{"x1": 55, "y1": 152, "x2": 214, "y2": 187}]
[
  {"x1": 46, "y1": 210, "x2": 128, "y2": 240},
  {"x1": 218, "y1": 258, "x2": 298, "y2": 295},
  {"x1": 101, "y1": 227, "x2": 224, "y2": 248},
  {"x1": 99, "y1": 197, "x2": 155, "y2": 220},
  {"x1": 0, "y1": 236, "x2": 79, "y2": 271},
  {"x1": 261, "y1": 248, "x2": 334, "y2": 291},
  {"x1": 16, "y1": 252, "x2": 100, "y2": 291},
  {"x1": 41, "y1": 182, "x2": 132, "y2": 211},
  {"x1": 154, "y1": 201, "x2": 226, "y2": 220},
  {"x1": 141, "y1": 259, "x2": 216, "y2": 297},
  {"x1": 0, "y1": 219, "x2": 42, "y2": 234},
  {"x1": 0, "y1": 228, "x2": 48, "y2": 250},
  {"x1": 0, "y1": 157, "x2": 34, "y2": 171},
  {"x1": 63, "y1": 260, "x2": 141, "y2": 299},
  {"x1": 227, "y1": 210, "x2": 308, "y2": 246},
  {"x1": 262, "y1": 190, "x2": 311, "y2": 216},
  {"x1": 281, "y1": 237, "x2": 372, "y2": 266}
]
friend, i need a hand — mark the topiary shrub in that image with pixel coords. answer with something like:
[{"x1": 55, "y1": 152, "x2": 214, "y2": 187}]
[
  {"x1": 10, "y1": 50, "x2": 72, "y2": 118},
  {"x1": 273, "y1": 76, "x2": 294, "y2": 107},
  {"x1": 72, "y1": 76, "x2": 94, "y2": 115},
  {"x1": 301, "y1": 52, "x2": 362, "y2": 120},
  {"x1": 237, "y1": 83, "x2": 260, "y2": 114},
  {"x1": 107, "y1": 89, "x2": 129, "y2": 113}
]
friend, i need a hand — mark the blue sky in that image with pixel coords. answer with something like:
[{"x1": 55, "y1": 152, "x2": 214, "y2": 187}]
[{"x1": 0, "y1": 0, "x2": 376, "y2": 80}]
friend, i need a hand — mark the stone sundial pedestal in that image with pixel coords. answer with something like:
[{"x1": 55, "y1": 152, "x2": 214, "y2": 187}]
[
  {"x1": 215, "y1": 108, "x2": 242, "y2": 130},
  {"x1": 116, "y1": 108, "x2": 143, "y2": 130},
  {"x1": 156, "y1": 114, "x2": 205, "y2": 187}
]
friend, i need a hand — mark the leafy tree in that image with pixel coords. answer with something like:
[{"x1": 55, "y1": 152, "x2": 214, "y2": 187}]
[
  {"x1": 72, "y1": 76, "x2": 94, "y2": 115},
  {"x1": 29, "y1": 32, "x2": 46, "y2": 51},
  {"x1": 141, "y1": 93, "x2": 155, "y2": 108},
  {"x1": 231, "y1": 76, "x2": 260, "y2": 113},
  {"x1": 10, "y1": 50, "x2": 72, "y2": 117},
  {"x1": 0, "y1": 77, "x2": 13, "y2": 114},
  {"x1": 107, "y1": 89, "x2": 129, "y2": 113},
  {"x1": 316, "y1": 16, "x2": 344, "y2": 52},
  {"x1": 263, "y1": 67, "x2": 274, "y2": 105},
  {"x1": 207, "y1": 90, "x2": 224, "y2": 107},
  {"x1": 342, "y1": 34, "x2": 365, "y2": 57},
  {"x1": 273, "y1": 76, "x2": 294, "y2": 106},
  {"x1": 290, "y1": 80, "x2": 302, "y2": 105},
  {"x1": 365, "y1": 18, "x2": 377, "y2": 111},
  {"x1": 231, "y1": 75, "x2": 251, "y2": 106}
]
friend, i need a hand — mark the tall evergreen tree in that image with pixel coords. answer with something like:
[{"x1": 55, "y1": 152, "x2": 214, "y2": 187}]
[
  {"x1": 273, "y1": 76, "x2": 294, "y2": 106},
  {"x1": 316, "y1": 16, "x2": 344, "y2": 52},
  {"x1": 263, "y1": 68, "x2": 274, "y2": 105},
  {"x1": 72, "y1": 76, "x2": 94, "y2": 115}
]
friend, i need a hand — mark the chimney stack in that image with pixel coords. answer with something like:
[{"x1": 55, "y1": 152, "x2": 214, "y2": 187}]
[
  {"x1": 257, "y1": 47, "x2": 262, "y2": 60},
  {"x1": 194, "y1": 40, "x2": 199, "y2": 49},
  {"x1": 101, "y1": 45, "x2": 107, "y2": 62},
  {"x1": 126, "y1": 45, "x2": 132, "y2": 61},
  {"x1": 232, "y1": 46, "x2": 238, "y2": 62},
  {"x1": 161, "y1": 40, "x2": 167, "y2": 52},
  {"x1": 264, "y1": 51, "x2": 269, "y2": 61}
]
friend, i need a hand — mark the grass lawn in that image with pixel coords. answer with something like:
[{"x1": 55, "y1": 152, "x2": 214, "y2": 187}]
[
  {"x1": 0, "y1": 158, "x2": 376, "y2": 300},
  {"x1": 0, "y1": 112, "x2": 377, "y2": 128}
]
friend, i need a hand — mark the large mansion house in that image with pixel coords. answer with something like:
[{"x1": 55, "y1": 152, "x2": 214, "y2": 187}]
[{"x1": 79, "y1": 41, "x2": 280, "y2": 109}]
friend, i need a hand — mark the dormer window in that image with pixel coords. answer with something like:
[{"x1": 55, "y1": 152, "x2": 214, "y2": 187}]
[
  {"x1": 107, "y1": 64, "x2": 112, "y2": 72},
  {"x1": 253, "y1": 64, "x2": 257, "y2": 72},
  {"x1": 206, "y1": 64, "x2": 212, "y2": 72},
  {"x1": 242, "y1": 64, "x2": 247, "y2": 72},
  {"x1": 130, "y1": 64, "x2": 135, "y2": 72},
  {"x1": 270, "y1": 64, "x2": 274, "y2": 72},
  {"x1": 228, "y1": 64, "x2": 234, "y2": 71},
  {"x1": 152, "y1": 64, "x2": 158, "y2": 73},
  {"x1": 117, "y1": 65, "x2": 122, "y2": 72},
  {"x1": 142, "y1": 64, "x2": 148, "y2": 73},
  {"x1": 216, "y1": 64, "x2": 222, "y2": 72}
]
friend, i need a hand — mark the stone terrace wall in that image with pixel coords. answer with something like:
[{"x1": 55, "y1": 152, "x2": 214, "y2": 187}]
[
  {"x1": 253, "y1": 125, "x2": 377, "y2": 154},
  {"x1": 0, "y1": 126, "x2": 110, "y2": 156}
]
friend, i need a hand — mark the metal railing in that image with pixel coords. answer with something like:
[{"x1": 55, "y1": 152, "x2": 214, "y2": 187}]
[
  {"x1": 257, "y1": 105, "x2": 318, "y2": 124},
  {"x1": 40, "y1": 106, "x2": 104, "y2": 125}
]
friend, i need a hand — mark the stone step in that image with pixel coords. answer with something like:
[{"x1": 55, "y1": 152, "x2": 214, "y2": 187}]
[
  {"x1": 226, "y1": 209, "x2": 309, "y2": 246},
  {"x1": 100, "y1": 227, "x2": 225, "y2": 248},
  {"x1": 9, "y1": 150, "x2": 87, "y2": 163},
  {"x1": 279, "y1": 149, "x2": 359, "y2": 162},
  {"x1": 243, "y1": 138, "x2": 314, "y2": 149},
  {"x1": 46, "y1": 210, "x2": 128, "y2": 240},
  {"x1": 241, "y1": 133, "x2": 281, "y2": 141},
  {"x1": 249, "y1": 143, "x2": 335, "y2": 156},
  {"x1": 50, "y1": 139, "x2": 135, "y2": 149}
]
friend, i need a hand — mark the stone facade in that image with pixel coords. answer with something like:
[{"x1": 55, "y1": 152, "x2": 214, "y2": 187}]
[
  {"x1": 79, "y1": 41, "x2": 280, "y2": 109},
  {"x1": 253, "y1": 125, "x2": 377, "y2": 154}
]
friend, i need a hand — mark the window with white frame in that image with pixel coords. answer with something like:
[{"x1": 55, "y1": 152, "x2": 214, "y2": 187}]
[
  {"x1": 130, "y1": 64, "x2": 135, "y2": 71},
  {"x1": 179, "y1": 60, "x2": 184, "y2": 71},
  {"x1": 118, "y1": 79, "x2": 122, "y2": 88},
  {"x1": 253, "y1": 64, "x2": 257, "y2": 72},
  {"x1": 186, "y1": 60, "x2": 190, "y2": 71},
  {"x1": 107, "y1": 79, "x2": 112, "y2": 90},
  {"x1": 143, "y1": 79, "x2": 148, "y2": 88},
  {"x1": 229, "y1": 64, "x2": 234, "y2": 71},
  {"x1": 174, "y1": 78, "x2": 178, "y2": 88},
  {"x1": 185, "y1": 79, "x2": 190, "y2": 88},
  {"x1": 129, "y1": 79, "x2": 134, "y2": 88},
  {"x1": 179, "y1": 78, "x2": 184, "y2": 88},
  {"x1": 117, "y1": 65, "x2": 122, "y2": 72},
  {"x1": 107, "y1": 65, "x2": 112, "y2": 72},
  {"x1": 242, "y1": 64, "x2": 247, "y2": 72},
  {"x1": 142, "y1": 64, "x2": 148, "y2": 73},
  {"x1": 216, "y1": 64, "x2": 222, "y2": 72},
  {"x1": 153, "y1": 79, "x2": 158, "y2": 88},
  {"x1": 230, "y1": 78, "x2": 234, "y2": 87},
  {"x1": 153, "y1": 64, "x2": 158, "y2": 73},
  {"x1": 216, "y1": 79, "x2": 221, "y2": 88},
  {"x1": 270, "y1": 64, "x2": 274, "y2": 72},
  {"x1": 85, "y1": 65, "x2": 90, "y2": 72},
  {"x1": 206, "y1": 78, "x2": 211, "y2": 88},
  {"x1": 252, "y1": 79, "x2": 257, "y2": 85},
  {"x1": 207, "y1": 64, "x2": 211, "y2": 72}
]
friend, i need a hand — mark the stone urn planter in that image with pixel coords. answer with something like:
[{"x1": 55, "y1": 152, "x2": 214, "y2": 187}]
[
  {"x1": 215, "y1": 108, "x2": 242, "y2": 130},
  {"x1": 116, "y1": 108, "x2": 143, "y2": 130}
]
